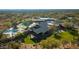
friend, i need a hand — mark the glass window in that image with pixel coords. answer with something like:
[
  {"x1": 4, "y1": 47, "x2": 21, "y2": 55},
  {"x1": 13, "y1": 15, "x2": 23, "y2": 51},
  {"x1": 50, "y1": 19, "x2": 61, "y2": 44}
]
[{"x1": 34, "y1": 25, "x2": 40, "y2": 29}]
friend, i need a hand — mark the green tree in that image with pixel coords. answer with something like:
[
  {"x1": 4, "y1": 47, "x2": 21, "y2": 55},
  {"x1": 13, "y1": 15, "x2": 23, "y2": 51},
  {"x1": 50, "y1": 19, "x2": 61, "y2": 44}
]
[
  {"x1": 40, "y1": 38, "x2": 60, "y2": 49},
  {"x1": 8, "y1": 42, "x2": 20, "y2": 49},
  {"x1": 3, "y1": 22, "x2": 12, "y2": 27}
]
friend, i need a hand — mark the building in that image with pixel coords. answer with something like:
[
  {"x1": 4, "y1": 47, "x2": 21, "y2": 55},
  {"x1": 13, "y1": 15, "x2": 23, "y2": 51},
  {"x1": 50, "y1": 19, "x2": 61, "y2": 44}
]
[
  {"x1": 3, "y1": 28, "x2": 18, "y2": 38},
  {"x1": 28, "y1": 18, "x2": 55, "y2": 34},
  {"x1": 29, "y1": 22, "x2": 48, "y2": 34},
  {"x1": 17, "y1": 21, "x2": 32, "y2": 33},
  {"x1": 32, "y1": 17, "x2": 56, "y2": 26},
  {"x1": 17, "y1": 23, "x2": 27, "y2": 33},
  {"x1": 2, "y1": 17, "x2": 56, "y2": 38}
]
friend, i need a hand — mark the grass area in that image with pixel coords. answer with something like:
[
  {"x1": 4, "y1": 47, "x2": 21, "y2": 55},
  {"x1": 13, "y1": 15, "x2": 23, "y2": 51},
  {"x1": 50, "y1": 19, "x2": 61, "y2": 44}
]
[
  {"x1": 47, "y1": 31, "x2": 73, "y2": 41},
  {"x1": 60, "y1": 32, "x2": 74, "y2": 43},
  {"x1": 23, "y1": 31, "x2": 75, "y2": 48},
  {"x1": 60, "y1": 32, "x2": 73, "y2": 40},
  {"x1": 43, "y1": 31, "x2": 73, "y2": 43},
  {"x1": 24, "y1": 35, "x2": 35, "y2": 44},
  {"x1": 40, "y1": 31, "x2": 74, "y2": 48}
]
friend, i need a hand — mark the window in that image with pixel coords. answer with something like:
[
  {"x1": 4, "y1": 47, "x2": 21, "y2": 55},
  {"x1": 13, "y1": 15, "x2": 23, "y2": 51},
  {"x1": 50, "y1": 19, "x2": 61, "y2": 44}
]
[{"x1": 34, "y1": 25, "x2": 40, "y2": 29}]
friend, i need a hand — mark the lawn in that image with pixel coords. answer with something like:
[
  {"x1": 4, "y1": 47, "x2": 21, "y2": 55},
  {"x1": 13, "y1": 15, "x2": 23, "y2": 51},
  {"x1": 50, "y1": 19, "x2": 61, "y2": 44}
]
[
  {"x1": 43, "y1": 31, "x2": 74, "y2": 43},
  {"x1": 40, "y1": 31, "x2": 74, "y2": 48},
  {"x1": 24, "y1": 31, "x2": 74, "y2": 45},
  {"x1": 24, "y1": 35, "x2": 35, "y2": 44},
  {"x1": 60, "y1": 32, "x2": 73, "y2": 40}
]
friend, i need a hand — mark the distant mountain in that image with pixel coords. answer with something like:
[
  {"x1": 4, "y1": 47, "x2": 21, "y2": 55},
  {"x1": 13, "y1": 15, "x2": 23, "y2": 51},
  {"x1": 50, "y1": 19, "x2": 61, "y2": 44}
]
[
  {"x1": 0, "y1": 9, "x2": 79, "y2": 13},
  {"x1": 0, "y1": 9, "x2": 51, "y2": 13}
]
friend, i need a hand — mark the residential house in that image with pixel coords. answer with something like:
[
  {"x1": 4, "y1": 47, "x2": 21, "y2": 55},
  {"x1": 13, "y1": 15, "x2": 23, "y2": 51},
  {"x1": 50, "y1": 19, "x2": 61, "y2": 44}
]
[
  {"x1": 17, "y1": 21, "x2": 32, "y2": 33},
  {"x1": 28, "y1": 18, "x2": 55, "y2": 34},
  {"x1": 17, "y1": 23, "x2": 27, "y2": 33},
  {"x1": 3, "y1": 28, "x2": 18, "y2": 38}
]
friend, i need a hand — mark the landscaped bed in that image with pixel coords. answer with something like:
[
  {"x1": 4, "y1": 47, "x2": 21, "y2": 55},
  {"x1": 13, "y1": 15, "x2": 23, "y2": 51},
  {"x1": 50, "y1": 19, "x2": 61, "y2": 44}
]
[
  {"x1": 24, "y1": 35, "x2": 35, "y2": 44},
  {"x1": 39, "y1": 31, "x2": 75, "y2": 48}
]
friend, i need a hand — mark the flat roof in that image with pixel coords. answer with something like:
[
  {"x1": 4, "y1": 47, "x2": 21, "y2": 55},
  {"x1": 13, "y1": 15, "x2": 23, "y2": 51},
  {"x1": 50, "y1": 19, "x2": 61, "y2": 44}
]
[{"x1": 31, "y1": 18, "x2": 56, "y2": 22}]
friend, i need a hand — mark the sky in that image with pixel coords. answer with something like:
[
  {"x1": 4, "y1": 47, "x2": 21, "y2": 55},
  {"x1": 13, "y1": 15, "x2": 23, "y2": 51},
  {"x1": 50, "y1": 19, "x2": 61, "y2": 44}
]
[{"x1": 0, "y1": 0, "x2": 78, "y2": 9}]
